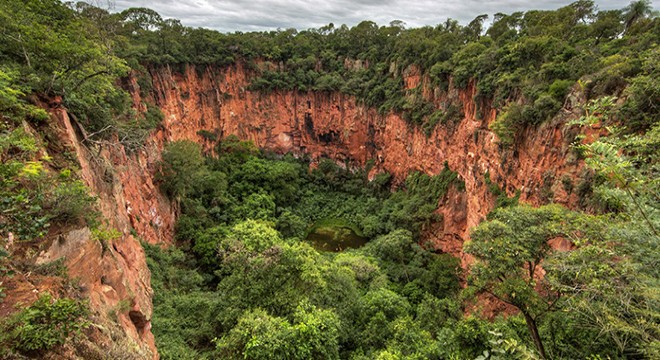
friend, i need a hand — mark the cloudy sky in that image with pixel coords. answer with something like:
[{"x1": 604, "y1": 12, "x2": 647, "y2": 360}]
[{"x1": 111, "y1": 0, "x2": 632, "y2": 32}]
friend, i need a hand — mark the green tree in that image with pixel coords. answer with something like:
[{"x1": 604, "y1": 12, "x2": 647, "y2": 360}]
[
  {"x1": 571, "y1": 96, "x2": 659, "y2": 236},
  {"x1": 623, "y1": 0, "x2": 654, "y2": 32},
  {"x1": 232, "y1": 193, "x2": 276, "y2": 221},
  {"x1": 358, "y1": 288, "x2": 411, "y2": 351},
  {"x1": 382, "y1": 316, "x2": 438, "y2": 358},
  {"x1": 465, "y1": 205, "x2": 569, "y2": 359},
  {"x1": 157, "y1": 141, "x2": 206, "y2": 199},
  {"x1": 463, "y1": 14, "x2": 489, "y2": 42},
  {"x1": 215, "y1": 302, "x2": 340, "y2": 360},
  {"x1": 0, "y1": 0, "x2": 131, "y2": 132},
  {"x1": 545, "y1": 218, "x2": 660, "y2": 357},
  {"x1": 215, "y1": 221, "x2": 325, "y2": 327},
  {"x1": 591, "y1": 10, "x2": 624, "y2": 44}
]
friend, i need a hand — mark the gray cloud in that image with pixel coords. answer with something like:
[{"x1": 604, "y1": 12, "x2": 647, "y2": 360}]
[{"x1": 109, "y1": 0, "x2": 638, "y2": 32}]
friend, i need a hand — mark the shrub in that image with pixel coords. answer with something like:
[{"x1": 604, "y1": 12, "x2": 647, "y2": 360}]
[
  {"x1": 48, "y1": 180, "x2": 98, "y2": 223},
  {"x1": 1, "y1": 163, "x2": 98, "y2": 240},
  {"x1": 548, "y1": 79, "x2": 574, "y2": 101},
  {"x1": 92, "y1": 224, "x2": 122, "y2": 254},
  {"x1": 484, "y1": 172, "x2": 519, "y2": 211},
  {"x1": 32, "y1": 258, "x2": 68, "y2": 277},
  {"x1": 530, "y1": 93, "x2": 562, "y2": 124},
  {"x1": 1, "y1": 294, "x2": 88, "y2": 354},
  {"x1": 490, "y1": 103, "x2": 523, "y2": 147}
]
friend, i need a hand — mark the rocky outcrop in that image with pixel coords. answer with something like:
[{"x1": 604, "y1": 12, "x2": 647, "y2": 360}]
[
  {"x1": 40, "y1": 106, "x2": 171, "y2": 358},
  {"x1": 1, "y1": 102, "x2": 165, "y2": 358}
]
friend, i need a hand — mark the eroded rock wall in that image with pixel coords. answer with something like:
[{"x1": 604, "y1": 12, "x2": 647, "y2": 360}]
[
  {"x1": 42, "y1": 106, "x2": 174, "y2": 358},
  {"x1": 34, "y1": 62, "x2": 585, "y2": 357},
  {"x1": 141, "y1": 63, "x2": 585, "y2": 263},
  {"x1": 12, "y1": 100, "x2": 179, "y2": 358}
]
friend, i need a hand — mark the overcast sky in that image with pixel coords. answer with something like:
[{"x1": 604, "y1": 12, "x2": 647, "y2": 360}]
[{"x1": 110, "y1": 1, "x2": 635, "y2": 32}]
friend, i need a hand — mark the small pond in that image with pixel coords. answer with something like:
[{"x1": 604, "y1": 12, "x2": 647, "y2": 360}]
[{"x1": 306, "y1": 222, "x2": 368, "y2": 252}]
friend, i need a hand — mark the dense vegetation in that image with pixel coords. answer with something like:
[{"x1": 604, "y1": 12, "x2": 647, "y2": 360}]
[
  {"x1": 0, "y1": 0, "x2": 148, "y2": 356},
  {"x1": 148, "y1": 120, "x2": 658, "y2": 359},
  {"x1": 93, "y1": 1, "x2": 659, "y2": 139},
  {"x1": 0, "y1": 294, "x2": 88, "y2": 355},
  {"x1": 3, "y1": 0, "x2": 657, "y2": 144},
  {"x1": 0, "y1": 0, "x2": 658, "y2": 359},
  {"x1": 148, "y1": 137, "x2": 479, "y2": 359}
]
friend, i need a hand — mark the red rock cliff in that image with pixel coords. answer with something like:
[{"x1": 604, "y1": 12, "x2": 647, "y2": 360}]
[
  {"x1": 140, "y1": 63, "x2": 585, "y2": 264},
  {"x1": 30, "y1": 62, "x2": 584, "y2": 357},
  {"x1": 39, "y1": 106, "x2": 173, "y2": 358}
]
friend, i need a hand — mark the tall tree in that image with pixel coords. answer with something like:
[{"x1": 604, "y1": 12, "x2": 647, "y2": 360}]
[
  {"x1": 463, "y1": 14, "x2": 489, "y2": 42},
  {"x1": 157, "y1": 140, "x2": 207, "y2": 200},
  {"x1": 465, "y1": 205, "x2": 569, "y2": 359},
  {"x1": 623, "y1": 0, "x2": 654, "y2": 32}
]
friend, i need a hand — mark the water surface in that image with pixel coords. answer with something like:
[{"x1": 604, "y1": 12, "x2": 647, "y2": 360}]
[{"x1": 306, "y1": 225, "x2": 367, "y2": 252}]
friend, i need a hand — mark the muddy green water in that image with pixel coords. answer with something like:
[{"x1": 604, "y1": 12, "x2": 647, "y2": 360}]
[{"x1": 306, "y1": 226, "x2": 368, "y2": 252}]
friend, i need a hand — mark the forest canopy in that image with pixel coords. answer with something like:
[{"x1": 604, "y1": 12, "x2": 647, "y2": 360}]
[{"x1": 1, "y1": 0, "x2": 658, "y2": 139}]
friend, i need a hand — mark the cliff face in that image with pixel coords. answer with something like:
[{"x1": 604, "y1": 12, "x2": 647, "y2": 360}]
[
  {"x1": 141, "y1": 63, "x2": 585, "y2": 262},
  {"x1": 20, "y1": 63, "x2": 584, "y2": 357},
  {"x1": 1, "y1": 103, "x2": 168, "y2": 358},
  {"x1": 40, "y1": 105, "x2": 173, "y2": 358}
]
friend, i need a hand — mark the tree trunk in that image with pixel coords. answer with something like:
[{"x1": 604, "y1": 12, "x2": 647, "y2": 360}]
[{"x1": 523, "y1": 311, "x2": 548, "y2": 360}]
